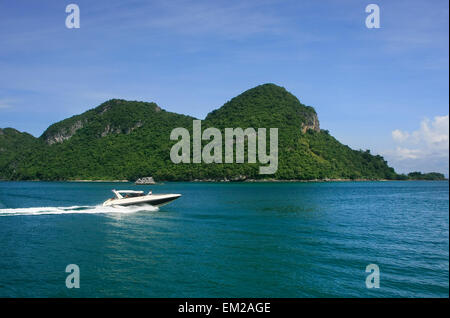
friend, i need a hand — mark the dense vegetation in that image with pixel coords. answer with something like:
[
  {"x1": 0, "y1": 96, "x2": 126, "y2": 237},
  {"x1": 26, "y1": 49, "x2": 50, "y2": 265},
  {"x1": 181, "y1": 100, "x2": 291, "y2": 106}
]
[
  {"x1": 0, "y1": 128, "x2": 44, "y2": 179},
  {"x1": 397, "y1": 172, "x2": 447, "y2": 181},
  {"x1": 0, "y1": 84, "x2": 445, "y2": 181}
]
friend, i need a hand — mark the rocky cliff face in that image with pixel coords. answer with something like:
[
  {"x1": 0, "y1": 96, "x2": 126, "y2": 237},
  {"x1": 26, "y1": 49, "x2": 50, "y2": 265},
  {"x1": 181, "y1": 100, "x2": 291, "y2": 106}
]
[
  {"x1": 301, "y1": 112, "x2": 320, "y2": 133},
  {"x1": 44, "y1": 120, "x2": 86, "y2": 145},
  {"x1": 40, "y1": 99, "x2": 166, "y2": 145}
]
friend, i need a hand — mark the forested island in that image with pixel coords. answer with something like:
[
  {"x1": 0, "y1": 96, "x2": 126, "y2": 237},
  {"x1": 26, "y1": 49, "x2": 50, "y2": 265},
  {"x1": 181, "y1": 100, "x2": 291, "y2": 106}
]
[
  {"x1": 397, "y1": 172, "x2": 446, "y2": 181},
  {"x1": 0, "y1": 84, "x2": 446, "y2": 182}
]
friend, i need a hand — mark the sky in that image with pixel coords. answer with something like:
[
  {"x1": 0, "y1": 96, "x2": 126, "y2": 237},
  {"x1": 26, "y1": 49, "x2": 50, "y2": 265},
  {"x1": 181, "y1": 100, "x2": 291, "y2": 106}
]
[{"x1": 0, "y1": 0, "x2": 448, "y2": 175}]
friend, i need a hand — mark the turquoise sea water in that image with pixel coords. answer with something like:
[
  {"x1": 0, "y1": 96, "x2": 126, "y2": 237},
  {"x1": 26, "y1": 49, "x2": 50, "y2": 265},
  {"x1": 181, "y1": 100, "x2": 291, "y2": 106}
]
[{"x1": 0, "y1": 181, "x2": 448, "y2": 297}]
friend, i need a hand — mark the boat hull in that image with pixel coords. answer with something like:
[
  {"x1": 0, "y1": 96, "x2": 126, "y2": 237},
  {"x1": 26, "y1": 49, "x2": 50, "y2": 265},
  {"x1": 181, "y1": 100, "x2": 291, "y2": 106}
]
[{"x1": 103, "y1": 194, "x2": 181, "y2": 207}]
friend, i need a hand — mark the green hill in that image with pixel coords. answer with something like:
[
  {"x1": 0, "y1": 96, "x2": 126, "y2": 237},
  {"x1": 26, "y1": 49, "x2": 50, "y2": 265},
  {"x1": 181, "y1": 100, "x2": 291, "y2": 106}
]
[
  {"x1": 399, "y1": 172, "x2": 447, "y2": 181},
  {"x1": 0, "y1": 83, "x2": 411, "y2": 181},
  {"x1": 8, "y1": 99, "x2": 195, "y2": 180},
  {"x1": 0, "y1": 128, "x2": 43, "y2": 179},
  {"x1": 203, "y1": 84, "x2": 397, "y2": 180}
]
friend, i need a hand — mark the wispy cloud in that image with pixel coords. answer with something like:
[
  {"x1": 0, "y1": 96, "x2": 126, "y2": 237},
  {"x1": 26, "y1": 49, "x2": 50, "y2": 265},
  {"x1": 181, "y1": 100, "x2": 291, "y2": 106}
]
[
  {"x1": 0, "y1": 99, "x2": 15, "y2": 110},
  {"x1": 91, "y1": 0, "x2": 288, "y2": 39},
  {"x1": 383, "y1": 115, "x2": 449, "y2": 174},
  {"x1": 380, "y1": 0, "x2": 448, "y2": 51}
]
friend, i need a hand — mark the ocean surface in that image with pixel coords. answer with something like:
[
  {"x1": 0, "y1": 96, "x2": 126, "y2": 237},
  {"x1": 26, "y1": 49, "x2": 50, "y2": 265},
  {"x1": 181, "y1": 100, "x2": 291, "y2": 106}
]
[{"x1": 0, "y1": 181, "x2": 448, "y2": 298}]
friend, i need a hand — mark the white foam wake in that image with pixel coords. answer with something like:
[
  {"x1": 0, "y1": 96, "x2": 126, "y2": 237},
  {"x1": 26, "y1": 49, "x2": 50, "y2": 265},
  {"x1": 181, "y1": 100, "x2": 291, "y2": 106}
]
[{"x1": 0, "y1": 204, "x2": 159, "y2": 216}]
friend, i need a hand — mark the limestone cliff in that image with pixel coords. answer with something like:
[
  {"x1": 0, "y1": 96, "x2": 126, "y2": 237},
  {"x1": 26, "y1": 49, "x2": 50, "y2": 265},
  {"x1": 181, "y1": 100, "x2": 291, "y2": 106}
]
[
  {"x1": 44, "y1": 120, "x2": 86, "y2": 145},
  {"x1": 301, "y1": 111, "x2": 320, "y2": 133},
  {"x1": 40, "y1": 99, "x2": 163, "y2": 145}
]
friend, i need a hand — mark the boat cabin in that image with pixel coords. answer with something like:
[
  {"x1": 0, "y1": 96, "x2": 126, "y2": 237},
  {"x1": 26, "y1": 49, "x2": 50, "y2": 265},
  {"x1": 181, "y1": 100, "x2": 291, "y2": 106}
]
[{"x1": 112, "y1": 190, "x2": 146, "y2": 199}]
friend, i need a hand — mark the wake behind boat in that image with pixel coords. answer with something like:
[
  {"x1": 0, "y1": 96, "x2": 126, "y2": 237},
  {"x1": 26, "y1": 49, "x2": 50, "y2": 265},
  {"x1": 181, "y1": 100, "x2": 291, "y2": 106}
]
[{"x1": 103, "y1": 190, "x2": 181, "y2": 207}]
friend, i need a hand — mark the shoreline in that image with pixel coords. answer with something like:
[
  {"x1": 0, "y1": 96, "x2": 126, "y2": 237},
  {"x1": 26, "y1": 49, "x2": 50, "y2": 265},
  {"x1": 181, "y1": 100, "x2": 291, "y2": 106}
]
[
  {"x1": 66, "y1": 180, "x2": 130, "y2": 183},
  {"x1": 0, "y1": 178, "x2": 447, "y2": 183}
]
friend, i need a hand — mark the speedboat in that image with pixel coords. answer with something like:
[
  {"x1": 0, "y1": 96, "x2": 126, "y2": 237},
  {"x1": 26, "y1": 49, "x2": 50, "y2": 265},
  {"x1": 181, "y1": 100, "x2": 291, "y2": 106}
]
[{"x1": 102, "y1": 189, "x2": 181, "y2": 207}]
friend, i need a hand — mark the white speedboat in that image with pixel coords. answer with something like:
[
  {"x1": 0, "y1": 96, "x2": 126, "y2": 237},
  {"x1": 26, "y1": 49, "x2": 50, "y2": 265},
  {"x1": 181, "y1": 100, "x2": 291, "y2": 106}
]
[{"x1": 102, "y1": 190, "x2": 181, "y2": 207}]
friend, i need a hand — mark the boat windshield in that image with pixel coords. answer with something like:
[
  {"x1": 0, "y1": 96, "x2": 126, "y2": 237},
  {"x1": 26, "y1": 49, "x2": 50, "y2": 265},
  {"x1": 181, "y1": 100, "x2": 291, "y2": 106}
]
[
  {"x1": 122, "y1": 192, "x2": 144, "y2": 198},
  {"x1": 113, "y1": 190, "x2": 145, "y2": 199}
]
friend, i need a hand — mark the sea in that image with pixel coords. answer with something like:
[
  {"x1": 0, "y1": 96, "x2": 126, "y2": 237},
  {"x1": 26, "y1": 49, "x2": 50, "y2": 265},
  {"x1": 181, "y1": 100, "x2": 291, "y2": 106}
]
[{"x1": 0, "y1": 181, "x2": 448, "y2": 297}]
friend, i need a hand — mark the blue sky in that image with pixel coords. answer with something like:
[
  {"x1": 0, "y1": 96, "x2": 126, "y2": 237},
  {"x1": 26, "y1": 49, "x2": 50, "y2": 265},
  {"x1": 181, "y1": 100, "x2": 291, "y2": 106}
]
[{"x1": 0, "y1": 0, "x2": 448, "y2": 174}]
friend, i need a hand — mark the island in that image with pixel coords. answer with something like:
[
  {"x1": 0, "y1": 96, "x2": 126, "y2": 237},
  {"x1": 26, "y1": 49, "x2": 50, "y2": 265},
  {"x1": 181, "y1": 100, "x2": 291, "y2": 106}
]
[{"x1": 0, "y1": 84, "x2": 446, "y2": 182}]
